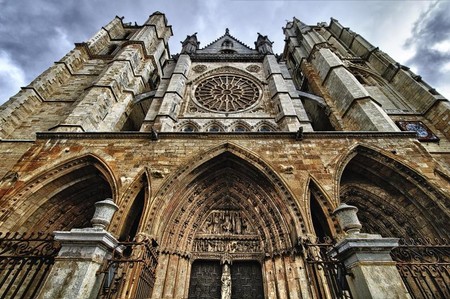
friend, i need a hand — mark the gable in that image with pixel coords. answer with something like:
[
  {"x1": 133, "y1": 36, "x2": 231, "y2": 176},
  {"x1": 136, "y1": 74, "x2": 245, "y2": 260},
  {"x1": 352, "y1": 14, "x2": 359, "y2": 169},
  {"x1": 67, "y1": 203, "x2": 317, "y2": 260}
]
[{"x1": 197, "y1": 29, "x2": 258, "y2": 55}]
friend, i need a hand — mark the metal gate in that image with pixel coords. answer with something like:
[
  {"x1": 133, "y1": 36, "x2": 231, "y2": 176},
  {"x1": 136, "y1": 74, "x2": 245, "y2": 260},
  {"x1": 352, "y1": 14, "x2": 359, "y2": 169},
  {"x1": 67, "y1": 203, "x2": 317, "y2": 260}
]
[
  {"x1": 97, "y1": 239, "x2": 158, "y2": 299},
  {"x1": 0, "y1": 232, "x2": 60, "y2": 299},
  {"x1": 391, "y1": 238, "x2": 450, "y2": 299},
  {"x1": 300, "y1": 237, "x2": 352, "y2": 299}
]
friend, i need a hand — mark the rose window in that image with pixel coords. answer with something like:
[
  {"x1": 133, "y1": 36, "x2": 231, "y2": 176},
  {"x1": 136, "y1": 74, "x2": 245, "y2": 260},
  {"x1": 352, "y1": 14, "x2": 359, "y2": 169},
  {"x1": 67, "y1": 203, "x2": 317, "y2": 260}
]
[{"x1": 194, "y1": 75, "x2": 260, "y2": 112}]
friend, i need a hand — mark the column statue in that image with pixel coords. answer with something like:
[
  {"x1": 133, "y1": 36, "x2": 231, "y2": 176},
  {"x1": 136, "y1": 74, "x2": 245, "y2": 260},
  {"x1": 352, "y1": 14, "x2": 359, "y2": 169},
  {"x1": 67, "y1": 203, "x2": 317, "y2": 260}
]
[{"x1": 221, "y1": 263, "x2": 232, "y2": 299}]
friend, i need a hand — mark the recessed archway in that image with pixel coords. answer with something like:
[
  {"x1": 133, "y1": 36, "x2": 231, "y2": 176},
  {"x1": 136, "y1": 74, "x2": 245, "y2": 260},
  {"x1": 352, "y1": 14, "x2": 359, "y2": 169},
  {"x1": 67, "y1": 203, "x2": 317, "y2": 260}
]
[
  {"x1": 0, "y1": 155, "x2": 116, "y2": 233},
  {"x1": 338, "y1": 145, "x2": 449, "y2": 239},
  {"x1": 148, "y1": 144, "x2": 308, "y2": 298}
]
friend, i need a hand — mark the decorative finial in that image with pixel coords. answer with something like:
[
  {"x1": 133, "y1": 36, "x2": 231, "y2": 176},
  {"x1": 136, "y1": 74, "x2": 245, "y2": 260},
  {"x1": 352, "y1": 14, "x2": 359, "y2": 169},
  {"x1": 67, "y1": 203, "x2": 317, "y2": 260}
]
[
  {"x1": 333, "y1": 203, "x2": 362, "y2": 235},
  {"x1": 91, "y1": 198, "x2": 119, "y2": 230},
  {"x1": 225, "y1": 28, "x2": 229, "y2": 35}
]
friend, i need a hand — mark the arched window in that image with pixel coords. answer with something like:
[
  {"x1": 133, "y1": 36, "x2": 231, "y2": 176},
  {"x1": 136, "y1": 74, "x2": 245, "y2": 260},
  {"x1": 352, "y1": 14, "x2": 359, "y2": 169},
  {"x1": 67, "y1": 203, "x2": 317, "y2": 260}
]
[
  {"x1": 233, "y1": 126, "x2": 247, "y2": 132},
  {"x1": 208, "y1": 125, "x2": 221, "y2": 132},
  {"x1": 222, "y1": 39, "x2": 233, "y2": 48},
  {"x1": 182, "y1": 125, "x2": 195, "y2": 132},
  {"x1": 258, "y1": 125, "x2": 271, "y2": 132}
]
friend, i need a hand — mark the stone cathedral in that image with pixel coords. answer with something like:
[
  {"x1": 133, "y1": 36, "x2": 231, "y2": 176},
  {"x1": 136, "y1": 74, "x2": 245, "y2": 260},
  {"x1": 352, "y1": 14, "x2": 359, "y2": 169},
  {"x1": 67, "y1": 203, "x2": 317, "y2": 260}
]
[{"x1": 0, "y1": 11, "x2": 449, "y2": 299}]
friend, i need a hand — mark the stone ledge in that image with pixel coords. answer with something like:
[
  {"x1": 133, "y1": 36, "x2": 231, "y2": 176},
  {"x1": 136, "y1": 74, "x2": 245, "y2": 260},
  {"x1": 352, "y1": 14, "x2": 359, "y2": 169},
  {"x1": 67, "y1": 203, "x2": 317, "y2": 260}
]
[
  {"x1": 35, "y1": 131, "x2": 417, "y2": 140},
  {"x1": 329, "y1": 235, "x2": 399, "y2": 268},
  {"x1": 55, "y1": 228, "x2": 119, "y2": 249}
]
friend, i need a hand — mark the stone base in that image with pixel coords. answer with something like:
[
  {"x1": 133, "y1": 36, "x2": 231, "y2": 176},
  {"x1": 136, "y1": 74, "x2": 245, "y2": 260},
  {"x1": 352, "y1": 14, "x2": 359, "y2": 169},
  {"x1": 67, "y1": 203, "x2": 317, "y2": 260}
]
[
  {"x1": 37, "y1": 228, "x2": 120, "y2": 299},
  {"x1": 329, "y1": 234, "x2": 410, "y2": 299}
]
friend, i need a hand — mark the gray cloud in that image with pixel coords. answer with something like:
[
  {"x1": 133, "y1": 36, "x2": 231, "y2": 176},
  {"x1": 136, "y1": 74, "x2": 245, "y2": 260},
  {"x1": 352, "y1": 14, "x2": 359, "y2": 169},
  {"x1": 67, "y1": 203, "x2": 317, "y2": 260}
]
[
  {"x1": 1, "y1": 1, "x2": 449, "y2": 103},
  {"x1": 405, "y1": 1, "x2": 450, "y2": 88}
]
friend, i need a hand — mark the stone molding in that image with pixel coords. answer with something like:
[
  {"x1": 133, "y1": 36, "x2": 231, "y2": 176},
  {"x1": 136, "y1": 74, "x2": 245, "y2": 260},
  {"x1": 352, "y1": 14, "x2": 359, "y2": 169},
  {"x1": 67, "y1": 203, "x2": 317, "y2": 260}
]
[
  {"x1": 35, "y1": 131, "x2": 417, "y2": 140},
  {"x1": 52, "y1": 229, "x2": 119, "y2": 264}
]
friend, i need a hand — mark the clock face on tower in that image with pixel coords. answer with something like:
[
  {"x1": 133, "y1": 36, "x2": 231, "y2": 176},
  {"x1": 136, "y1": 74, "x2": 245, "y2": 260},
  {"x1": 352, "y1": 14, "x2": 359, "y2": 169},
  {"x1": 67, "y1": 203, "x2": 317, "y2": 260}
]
[
  {"x1": 395, "y1": 121, "x2": 440, "y2": 142},
  {"x1": 194, "y1": 74, "x2": 260, "y2": 113}
]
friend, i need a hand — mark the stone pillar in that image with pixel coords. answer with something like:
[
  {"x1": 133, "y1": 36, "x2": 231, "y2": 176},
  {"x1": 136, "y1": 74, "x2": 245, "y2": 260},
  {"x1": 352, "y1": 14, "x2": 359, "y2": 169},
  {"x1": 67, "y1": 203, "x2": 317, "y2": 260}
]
[
  {"x1": 330, "y1": 204, "x2": 410, "y2": 299},
  {"x1": 145, "y1": 54, "x2": 191, "y2": 132},
  {"x1": 37, "y1": 199, "x2": 119, "y2": 299},
  {"x1": 263, "y1": 55, "x2": 313, "y2": 132}
]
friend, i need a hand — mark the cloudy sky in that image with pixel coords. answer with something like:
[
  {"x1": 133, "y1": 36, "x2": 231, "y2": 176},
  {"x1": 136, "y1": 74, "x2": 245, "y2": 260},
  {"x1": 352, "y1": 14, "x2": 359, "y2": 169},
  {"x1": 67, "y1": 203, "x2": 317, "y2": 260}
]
[{"x1": 1, "y1": 0, "x2": 449, "y2": 104}]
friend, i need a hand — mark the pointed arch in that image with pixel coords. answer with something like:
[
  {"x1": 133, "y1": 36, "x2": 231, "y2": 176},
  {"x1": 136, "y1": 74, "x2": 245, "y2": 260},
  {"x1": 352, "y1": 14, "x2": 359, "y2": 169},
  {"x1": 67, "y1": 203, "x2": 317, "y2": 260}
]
[
  {"x1": 0, "y1": 154, "x2": 117, "y2": 233},
  {"x1": 336, "y1": 144, "x2": 449, "y2": 238},
  {"x1": 143, "y1": 143, "x2": 306, "y2": 256},
  {"x1": 254, "y1": 120, "x2": 278, "y2": 132},
  {"x1": 229, "y1": 120, "x2": 252, "y2": 132},
  {"x1": 305, "y1": 176, "x2": 339, "y2": 238},
  {"x1": 204, "y1": 120, "x2": 226, "y2": 132},
  {"x1": 176, "y1": 120, "x2": 201, "y2": 132},
  {"x1": 110, "y1": 169, "x2": 151, "y2": 240}
]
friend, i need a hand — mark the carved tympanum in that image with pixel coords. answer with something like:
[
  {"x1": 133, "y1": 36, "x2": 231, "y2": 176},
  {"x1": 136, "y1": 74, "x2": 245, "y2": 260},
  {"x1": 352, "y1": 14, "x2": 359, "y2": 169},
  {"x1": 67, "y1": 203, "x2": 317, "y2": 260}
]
[
  {"x1": 200, "y1": 210, "x2": 255, "y2": 235},
  {"x1": 193, "y1": 209, "x2": 261, "y2": 254}
]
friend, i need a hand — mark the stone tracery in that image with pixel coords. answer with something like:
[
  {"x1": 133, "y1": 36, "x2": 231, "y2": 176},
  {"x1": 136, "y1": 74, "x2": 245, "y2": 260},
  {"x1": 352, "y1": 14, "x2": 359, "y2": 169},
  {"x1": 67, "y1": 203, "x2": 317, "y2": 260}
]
[{"x1": 194, "y1": 74, "x2": 260, "y2": 113}]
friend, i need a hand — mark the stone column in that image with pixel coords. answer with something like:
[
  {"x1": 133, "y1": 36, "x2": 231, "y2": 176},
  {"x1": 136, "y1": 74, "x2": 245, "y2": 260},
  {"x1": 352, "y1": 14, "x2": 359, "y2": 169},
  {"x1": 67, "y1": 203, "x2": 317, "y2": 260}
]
[
  {"x1": 263, "y1": 55, "x2": 313, "y2": 132},
  {"x1": 37, "y1": 199, "x2": 119, "y2": 299},
  {"x1": 330, "y1": 204, "x2": 410, "y2": 299}
]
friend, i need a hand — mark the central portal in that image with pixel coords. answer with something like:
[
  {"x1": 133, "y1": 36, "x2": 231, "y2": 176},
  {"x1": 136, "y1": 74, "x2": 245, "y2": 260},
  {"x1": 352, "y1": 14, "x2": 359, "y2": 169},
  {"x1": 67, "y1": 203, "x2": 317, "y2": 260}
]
[
  {"x1": 151, "y1": 151, "x2": 303, "y2": 298},
  {"x1": 188, "y1": 260, "x2": 264, "y2": 299}
]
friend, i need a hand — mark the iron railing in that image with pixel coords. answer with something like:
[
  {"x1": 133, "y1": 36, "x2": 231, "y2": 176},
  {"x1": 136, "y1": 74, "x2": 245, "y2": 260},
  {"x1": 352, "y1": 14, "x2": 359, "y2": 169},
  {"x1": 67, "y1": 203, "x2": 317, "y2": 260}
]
[
  {"x1": 98, "y1": 239, "x2": 158, "y2": 299},
  {"x1": 0, "y1": 232, "x2": 60, "y2": 299},
  {"x1": 391, "y1": 238, "x2": 450, "y2": 299},
  {"x1": 300, "y1": 237, "x2": 352, "y2": 299}
]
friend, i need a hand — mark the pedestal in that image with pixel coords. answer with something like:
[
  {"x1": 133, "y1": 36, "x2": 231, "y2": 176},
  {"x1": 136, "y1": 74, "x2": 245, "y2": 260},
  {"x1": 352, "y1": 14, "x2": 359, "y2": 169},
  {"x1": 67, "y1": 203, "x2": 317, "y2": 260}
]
[
  {"x1": 329, "y1": 234, "x2": 410, "y2": 299},
  {"x1": 37, "y1": 228, "x2": 120, "y2": 299}
]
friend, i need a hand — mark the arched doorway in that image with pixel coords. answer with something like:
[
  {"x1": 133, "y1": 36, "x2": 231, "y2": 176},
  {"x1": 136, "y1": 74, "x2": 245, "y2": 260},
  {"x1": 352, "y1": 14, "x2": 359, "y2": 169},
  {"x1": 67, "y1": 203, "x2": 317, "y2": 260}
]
[
  {"x1": 338, "y1": 146, "x2": 449, "y2": 239},
  {"x1": 0, "y1": 155, "x2": 115, "y2": 233},
  {"x1": 148, "y1": 146, "x2": 308, "y2": 298}
]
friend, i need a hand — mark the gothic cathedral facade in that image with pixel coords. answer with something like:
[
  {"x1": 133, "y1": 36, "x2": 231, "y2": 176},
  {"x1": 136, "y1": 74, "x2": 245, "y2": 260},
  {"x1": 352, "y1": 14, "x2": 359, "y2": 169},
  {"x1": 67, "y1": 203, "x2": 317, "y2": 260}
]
[{"x1": 0, "y1": 12, "x2": 449, "y2": 299}]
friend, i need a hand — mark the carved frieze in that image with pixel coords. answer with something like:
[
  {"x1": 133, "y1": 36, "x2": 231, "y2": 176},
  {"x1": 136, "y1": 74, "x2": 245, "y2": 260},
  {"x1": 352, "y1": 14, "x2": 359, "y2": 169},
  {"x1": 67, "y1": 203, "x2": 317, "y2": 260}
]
[
  {"x1": 193, "y1": 209, "x2": 261, "y2": 255},
  {"x1": 199, "y1": 210, "x2": 255, "y2": 235},
  {"x1": 192, "y1": 239, "x2": 261, "y2": 253}
]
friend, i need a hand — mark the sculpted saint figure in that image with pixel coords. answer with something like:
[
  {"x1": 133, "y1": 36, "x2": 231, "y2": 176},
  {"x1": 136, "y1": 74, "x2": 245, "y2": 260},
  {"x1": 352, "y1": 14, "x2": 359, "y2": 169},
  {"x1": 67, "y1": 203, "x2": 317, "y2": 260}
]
[{"x1": 221, "y1": 263, "x2": 232, "y2": 299}]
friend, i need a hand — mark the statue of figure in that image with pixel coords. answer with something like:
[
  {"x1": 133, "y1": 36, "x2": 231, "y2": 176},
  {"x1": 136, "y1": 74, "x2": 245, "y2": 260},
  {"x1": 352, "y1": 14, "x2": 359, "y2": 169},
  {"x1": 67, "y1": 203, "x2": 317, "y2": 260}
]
[
  {"x1": 221, "y1": 263, "x2": 232, "y2": 299},
  {"x1": 255, "y1": 33, "x2": 274, "y2": 54},
  {"x1": 234, "y1": 212, "x2": 242, "y2": 234},
  {"x1": 222, "y1": 214, "x2": 232, "y2": 233},
  {"x1": 212, "y1": 213, "x2": 221, "y2": 234},
  {"x1": 181, "y1": 33, "x2": 200, "y2": 54},
  {"x1": 204, "y1": 217, "x2": 213, "y2": 233}
]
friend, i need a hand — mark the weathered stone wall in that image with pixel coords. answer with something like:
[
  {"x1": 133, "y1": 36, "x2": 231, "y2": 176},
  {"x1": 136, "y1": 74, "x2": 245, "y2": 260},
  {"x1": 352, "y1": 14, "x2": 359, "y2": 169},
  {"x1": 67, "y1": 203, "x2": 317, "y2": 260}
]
[
  {"x1": 0, "y1": 13, "x2": 172, "y2": 139},
  {"x1": 0, "y1": 132, "x2": 447, "y2": 235}
]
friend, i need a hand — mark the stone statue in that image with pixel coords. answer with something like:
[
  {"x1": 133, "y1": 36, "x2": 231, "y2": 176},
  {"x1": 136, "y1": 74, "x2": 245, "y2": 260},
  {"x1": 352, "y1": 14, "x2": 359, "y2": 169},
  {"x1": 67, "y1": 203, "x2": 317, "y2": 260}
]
[
  {"x1": 222, "y1": 214, "x2": 232, "y2": 233},
  {"x1": 255, "y1": 33, "x2": 274, "y2": 54},
  {"x1": 181, "y1": 33, "x2": 200, "y2": 54},
  {"x1": 221, "y1": 263, "x2": 232, "y2": 299}
]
